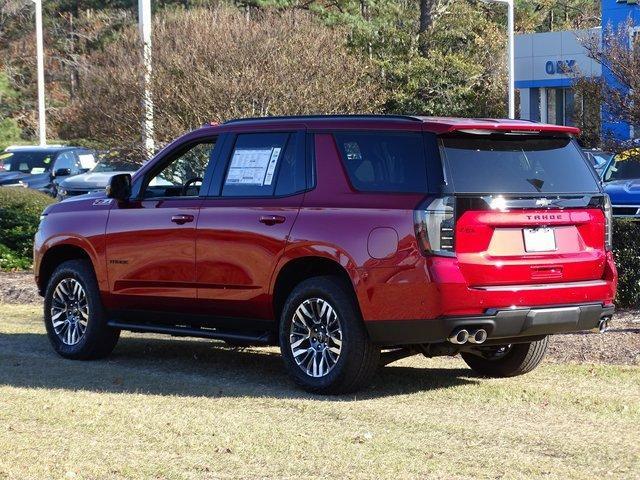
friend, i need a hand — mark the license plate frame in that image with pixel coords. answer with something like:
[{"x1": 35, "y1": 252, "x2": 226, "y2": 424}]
[{"x1": 523, "y1": 227, "x2": 557, "y2": 252}]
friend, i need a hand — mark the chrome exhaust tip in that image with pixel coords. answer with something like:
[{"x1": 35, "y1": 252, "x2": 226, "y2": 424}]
[
  {"x1": 468, "y1": 329, "x2": 488, "y2": 344},
  {"x1": 448, "y1": 329, "x2": 469, "y2": 345},
  {"x1": 598, "y1": 318, "x2": 610, "y2": 333},
  {"x1": 592, "y1": 317, "x2": 611, "y2": 333}
]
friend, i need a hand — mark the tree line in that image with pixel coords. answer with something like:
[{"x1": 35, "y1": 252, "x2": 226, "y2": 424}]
[{"x1": 0, "y1": 0, "x2": 602, "y2": 154}]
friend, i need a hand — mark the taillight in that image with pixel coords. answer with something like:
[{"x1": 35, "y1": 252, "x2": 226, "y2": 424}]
[
  {"x1": 414, "y1": 196, "x2": 455, "y2": 256},
  {"x1": 604, "y1": 194, "x2": 613, "y2": 251}
]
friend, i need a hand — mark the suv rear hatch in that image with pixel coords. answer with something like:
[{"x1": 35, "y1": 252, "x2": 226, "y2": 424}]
[{"x1": 415, "y1": 131, "x2": 611, "y2": 287}]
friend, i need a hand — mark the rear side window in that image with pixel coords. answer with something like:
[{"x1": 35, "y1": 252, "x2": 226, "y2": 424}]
[
  {"x1": 440, "y1": 134, "x2": 599, "y2": 194},
  {"x1": 334, "y1": 131, "x2": 428, "y2": 193},
  {"x1": 222, "y1": 133, "x2": 292, "y2": 197}
]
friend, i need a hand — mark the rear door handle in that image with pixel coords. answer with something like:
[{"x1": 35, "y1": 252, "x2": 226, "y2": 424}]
[
  {"x1": 171, "y1": 214, "x2": 195, "y2": 225},
  {"x1": 259, "y1": 215, "x2": 286, "y2": 226}
]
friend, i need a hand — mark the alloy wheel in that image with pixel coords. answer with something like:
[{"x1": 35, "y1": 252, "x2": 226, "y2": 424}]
[
  {"x1": 50, "y1": 278, "x2": 89, "y2": 346},
  {"x1": 289, "y1": 298, "x2": 343, "y2": 378}
]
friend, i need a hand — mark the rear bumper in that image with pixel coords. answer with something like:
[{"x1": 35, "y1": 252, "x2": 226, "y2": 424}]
[{"x1": 366, "y1": 303, "x2": 615, "y2": 346}]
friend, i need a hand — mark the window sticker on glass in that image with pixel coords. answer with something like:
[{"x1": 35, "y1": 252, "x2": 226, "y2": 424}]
[
  {"x1": 226, "y1": 147, "x2": 282, "y2": 186},
  {"x1": 78, "y1": 154, "x2": 97, "y2": 169}
]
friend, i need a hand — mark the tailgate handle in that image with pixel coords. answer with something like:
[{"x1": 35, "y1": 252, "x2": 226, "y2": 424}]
[{"x1": 531, "y1": 265, "x2": 563, "y2": 279}]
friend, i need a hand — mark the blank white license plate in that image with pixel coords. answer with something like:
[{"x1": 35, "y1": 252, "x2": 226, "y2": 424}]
[{"x1": 523, "y1": 228, "x2": 556, "y2": 252}]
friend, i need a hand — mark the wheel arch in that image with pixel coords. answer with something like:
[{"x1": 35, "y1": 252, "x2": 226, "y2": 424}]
[
  {"x1": 37, "y1": 242, "x2": 98, "y2": 295},
  {"x1": 271, "y1": 255, "x2": 361, "y2": 324}
]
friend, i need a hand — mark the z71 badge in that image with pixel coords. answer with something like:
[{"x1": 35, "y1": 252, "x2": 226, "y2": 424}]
[{"x1": 92, "y1": 199, "x2": 113, "y2": 206}]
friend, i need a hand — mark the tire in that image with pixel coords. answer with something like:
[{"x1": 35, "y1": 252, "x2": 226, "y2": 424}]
[
  {"x1": 460, "y1": 337, "x2": 548, "y2": 377},
  {"x1": 44, "y1": 259, "x2": 120, "y2": 360},
  {"x1": 279, "y1": 276, "x2": 380, "y2": 394}
]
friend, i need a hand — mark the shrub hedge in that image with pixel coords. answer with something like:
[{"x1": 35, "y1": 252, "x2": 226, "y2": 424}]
[
  {"x1": 0, "y1": 187, "x2": 55, "y2": 268},
  {"x1": 612, "y1": 219, "x2": 640, "y2": 308},
  {"x1": 0, "y1": 188, "x2": 639, "y2": 307},
  {"x1": 0, "y1": 243, "x2": 31, "y2": 270}
]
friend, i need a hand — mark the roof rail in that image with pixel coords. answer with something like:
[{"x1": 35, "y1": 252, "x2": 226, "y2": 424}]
[
  {"x1": 5, "y1": 144, "x2": 65, "y2": 151},
  {"x1": 223, "y1": 114, "x2": 422, "y2": 124}
]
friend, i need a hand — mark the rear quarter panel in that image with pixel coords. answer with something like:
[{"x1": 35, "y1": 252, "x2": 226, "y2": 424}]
[{"x1": 277, "y1": 132, "x2": 433, "y2": 321}]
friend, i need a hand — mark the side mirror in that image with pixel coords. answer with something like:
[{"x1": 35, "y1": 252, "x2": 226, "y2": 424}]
[
  {"x1": 106, "y1": 173, "x2": 132, "y2": 201},
  {"x1": 53, "y1": 168, "x2": 71, "y2": 177}
]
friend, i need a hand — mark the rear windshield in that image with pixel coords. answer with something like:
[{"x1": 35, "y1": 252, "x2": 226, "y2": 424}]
[
  {"x1": 440, "y1": 134, "x2": 599, "y2": 194},
  {"x1": 334, "y1": 131, "x2": 427, "y2": 193}
]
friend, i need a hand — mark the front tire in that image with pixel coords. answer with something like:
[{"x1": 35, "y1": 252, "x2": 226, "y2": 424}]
[
  {"x1": 44, "y1": 259, "x2": 120, "y2": 360},
  {"x1": 279, "y1": 276, "x2": 380, "y2": 394},
  {"x1": 460, "y1": 337, "x2": 548, "y2": 377}
]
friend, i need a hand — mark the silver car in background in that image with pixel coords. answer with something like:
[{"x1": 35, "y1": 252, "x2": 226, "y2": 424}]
[{"x1": 57, "y1": 158, "x2": 139, "y2": 200}]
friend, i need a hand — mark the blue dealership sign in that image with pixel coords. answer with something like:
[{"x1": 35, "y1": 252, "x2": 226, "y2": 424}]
[{"x1": 545, "y1": 59, "x2": 576, "y2": 75}]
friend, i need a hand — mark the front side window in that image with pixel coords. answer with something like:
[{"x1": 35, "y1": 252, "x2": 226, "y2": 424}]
[
  {"x1": 333, "y1": 131, "x2": 428, "y2": 193},
  {"x1": 440, "y1": 133, "x2": 600, "y2": 194},
  {"x1": 54, "y1": 152, "x2": 78, "y2": 173},
  {"x1": 222, "y1": 133, "x2": 293, "y2": 197},
  {"x1": 144, "y1": 141, "x2": 216, "y2": 198}
]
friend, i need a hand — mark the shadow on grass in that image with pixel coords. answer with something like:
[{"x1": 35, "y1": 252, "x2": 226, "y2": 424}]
[{"x1": 0, "y1": 331, "x2": 479, "y2": 400}]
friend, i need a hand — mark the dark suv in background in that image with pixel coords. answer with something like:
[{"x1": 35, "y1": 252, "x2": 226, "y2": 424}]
[
  {"x1": 0, "y1": 145, "x2": 95, "y2": 196},
  {"x1": 34, "y1": 115, "x2": 616, "y2": 394}
]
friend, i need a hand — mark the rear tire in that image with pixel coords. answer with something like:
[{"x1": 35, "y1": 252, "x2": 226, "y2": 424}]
[
  {"x1": 460, "y1": 337, "x2": 548, "y2": 377},
  {"x1": 279, "y1": 276, "x2": 380, "y2": 394},
  {"x1": 44, "y1": 259, "x2": 120, "y2": 360}
]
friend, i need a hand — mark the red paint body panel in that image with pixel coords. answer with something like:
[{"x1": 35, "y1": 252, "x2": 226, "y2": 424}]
[
  {"x1": 34, "y1": 116, "x2": 616, "y2": 344},
  {"x1": 195, "y1": 195, "x2": 303, "y2": 319},
  {"x1": 455, "y1": 208, "x2": 607, "y2": 286},
  {"x1": 103, "y1": 198, "x2": 203, "y2": 311}
]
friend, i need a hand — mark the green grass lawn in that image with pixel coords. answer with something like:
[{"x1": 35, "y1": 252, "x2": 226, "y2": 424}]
[{"x1": 1, "y1": 304, "x2": 638, "y2": 479}]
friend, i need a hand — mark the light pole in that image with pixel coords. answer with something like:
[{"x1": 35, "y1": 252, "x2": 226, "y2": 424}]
[
  {"x1": 481, "y1": 0, "x2": 515, "y2": 119},
  {"x1": 138, "y1": 0, "x2": 155, "y2": 157},
  {"x1": 33, "y1": 0, "x2": 46, "y2": 145},
  {"x1": 505, "y1": 0, "x2": 515, "y2": 119}
]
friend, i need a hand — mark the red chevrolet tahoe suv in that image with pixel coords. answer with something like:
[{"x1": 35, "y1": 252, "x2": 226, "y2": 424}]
[{"x1": 34, "y1": 115, "x2": 617, "y2": 394}]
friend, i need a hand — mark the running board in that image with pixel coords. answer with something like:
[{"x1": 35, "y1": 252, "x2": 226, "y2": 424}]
[{"x1": 107, "y1": 320, "x2": 274, "y2": 345}]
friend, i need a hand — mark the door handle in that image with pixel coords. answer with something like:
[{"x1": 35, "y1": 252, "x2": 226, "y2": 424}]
[
  {"x1": 171, "y1": 214, "x2": 194, "y2": 225},
  {"x1": 259, "y1": 215, "x2": 286, "y2": 226}
]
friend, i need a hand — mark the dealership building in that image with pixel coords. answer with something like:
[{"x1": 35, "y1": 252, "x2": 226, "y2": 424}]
[{"x1": 516, "y1": 0, "x2": 640, "y2": 140}]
